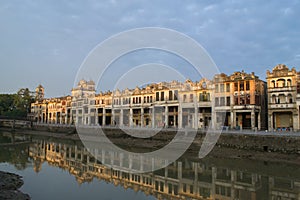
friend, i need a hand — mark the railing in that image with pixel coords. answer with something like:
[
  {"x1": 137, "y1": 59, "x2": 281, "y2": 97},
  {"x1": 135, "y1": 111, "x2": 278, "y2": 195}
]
[
  {"x1": 268, "y1": 86, "x2": 296, "y2": 92},
  {"x1": 0, "y1": 115, "x2": 31, "y2": 121},
  {"x1": 268, "y1": 103, "x2": 297, "y2": 109}
]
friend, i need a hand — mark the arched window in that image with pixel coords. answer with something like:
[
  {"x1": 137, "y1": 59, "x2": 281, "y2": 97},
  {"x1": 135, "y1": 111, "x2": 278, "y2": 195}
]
[
  {"x1": 271, "y1": 80, "x2": 275, "y2": 88},
  {"x1": 287, "y1": 79, "x2": 292, "y2": 87},
  {"x1": 278, "y1": 94, "x2": 285, "y2": 104},
  {"x1": 277, "y1": 79, "x2": 285, "y2": 87}
]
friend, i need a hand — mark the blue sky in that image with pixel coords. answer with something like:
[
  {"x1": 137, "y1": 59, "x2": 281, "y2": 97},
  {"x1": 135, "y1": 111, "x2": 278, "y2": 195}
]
[{"x1": 1, "y1": 0, "x2": 300, "y2": 97}]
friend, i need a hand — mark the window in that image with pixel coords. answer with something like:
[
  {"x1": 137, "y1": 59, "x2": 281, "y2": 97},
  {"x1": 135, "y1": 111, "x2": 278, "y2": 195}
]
[
  {"x1": 272, "y1": 80, "x2": 276, "y2": 88},
  {"x1": 174, "y1": 90, "x2": 178, "y2": 100},
  {"x1": 226, "y1": 96, "x2": 230, "y2": 106},
  {"x1": 183, "y1": 94, "x2": 187, "y2": 102},
  {"x1": 161, "y1": 92, "x2": 164, "y2": 101},
  {"x1": 240, "y1": 81, "x2": 244, "y2": 91},
  {"x1": 220, "y1": 97, "x2": 225, "y2": 106},
  {"x1": 234, "y1": 82, "x2": 238, "y2": 91},
  {"x1": 199, "y1": 93, "x2": 203, "y2": 101},
  {"x1": 206, "y1": 93, "x2": 210, "y2": 101},
  {"x1": 226, "y1": 83, "x2": 230, "y2": 92},
  {"x1": 156, "y1": 92, "x2": 159, "y2": 101},
  {"x1": 246, "y1": 81, "x2": 250, "y2": 90},
  {"x1": 190, "y1": 94, "x2": 193, "y2": 102},
  {"x1": 246, "y1": 94, "x2": 250, "y2": 104},
  {"x1": 169, "y1": 91, "x2": 173, "y2": 100},
  {"x1": 215, "y1": 97, "x2": 219, "y2": 106},
  {"x1": 215, "y1": 84, "x2": 219, "y2": 93},
  {"x1": 220, "y1": 84, "x2": 224, "y2": 92}
]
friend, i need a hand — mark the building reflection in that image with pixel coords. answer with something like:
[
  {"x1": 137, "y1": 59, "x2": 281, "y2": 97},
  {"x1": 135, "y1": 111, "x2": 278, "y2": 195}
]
[{"x1": 28, "y1": 138, "x2": 300, "y2": 200}]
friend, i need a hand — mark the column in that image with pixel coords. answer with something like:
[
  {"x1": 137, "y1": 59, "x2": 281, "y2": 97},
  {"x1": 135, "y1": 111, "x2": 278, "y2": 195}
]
[
  {"x1": 69, "y1": 114, "x2": 73, "y2": 125},
  {"x1": 112, "y1": 109, "x2": 115, "y2": 126},
  {"x1": 65, "y1": 112, "x2": 68, "y2": 124},
  {"x1": 293, "y1": 112, "x2": 298, "y2": 131},
  {"x1": 194, "y1": 107, "x2": 198, "y2": 129},
  {"x1": 59, "y1": 112, "x2": 62, "y2": 124},
  {"x1": 258, "y1": 112, "x2": 261, "y2": 130},
  {"x1": 178, "y1": 106, "x2": 182, "y2": 129},
  {"x1": 120, "y1": 109, "x2": 123, "y2": 127},
  {"x1": 102, "y1": 109, "x2": 106, "y2": 126},
  {"x1": 230, "y1": 111, "x2": 236, "y2": 129},
  {"x1": 269, "y1": 113, "x2": 273, "y2": 131},
  {"x1": 95, "y1": 109, "x2": 98, "y2": 125},
  {"x1": 54, "y1": 113, "x2": 56, "y2": 124},
  {"x1": 151, "y1": 107, "x2": 155, "y2": 128},
  {"x1": 129, "y1": 108, "x2": 133, "y2": 127},
  {"x1": 251, "y1": 109, "x2": 255, "y2": 130},
  {"x1": 88, "y1": 108, "x2": 91, "y2": 125},
  {"x1": 141, "y1": 108, "x2": 144, "y2": 127},
  {"x1": 164, "y1": 106, "x2": 168, "y2": 127}
]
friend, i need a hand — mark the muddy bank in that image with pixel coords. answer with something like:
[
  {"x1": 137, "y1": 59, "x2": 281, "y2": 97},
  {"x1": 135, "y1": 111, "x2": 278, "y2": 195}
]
[{"x1": 0, "y1": 171, "x2": 30, "y2": 200}]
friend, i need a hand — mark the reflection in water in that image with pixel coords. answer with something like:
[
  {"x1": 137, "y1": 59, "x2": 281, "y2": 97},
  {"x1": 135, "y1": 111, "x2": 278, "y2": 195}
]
[{"x1": 1, "y1": 132, "x2": 300, "y2": 200}]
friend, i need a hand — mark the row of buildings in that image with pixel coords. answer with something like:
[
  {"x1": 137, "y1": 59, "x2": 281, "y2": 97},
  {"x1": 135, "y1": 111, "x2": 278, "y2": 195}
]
[{"x1": 30, "y1": 64, "x2": 300, "y2": 131}]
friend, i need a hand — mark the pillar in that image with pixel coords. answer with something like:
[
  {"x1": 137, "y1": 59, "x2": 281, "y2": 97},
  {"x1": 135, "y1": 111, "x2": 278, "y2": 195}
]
[
  {"x1": 55, "y1": 113, "x2": 58, "y2": 124},
  {"x1": 194, "y1": 107, "x2": 198, "y2": 129},
  {"x1": 164, "y1": 106, "x2": 168, "y2": 127},
  {"x1": 102, "y1": 109, "x2": 106, "y2": 126},
  {"x1": 293, "y1": 112, "x2": 298, "y2": 131},
  {"x1": 230, "y1": 111, "x2": 236, "y2": 129},
  {"x1": 129, "y1": 108, "x2": 133, "y2": 127},
  {"x1": 178, "y1": 106, "x2": 182, "y2": 129},
  {"x1": 141, "y1": 108, "x2": 144, "y2": 127},
  {"x1": 269, "y1": 113, "x2": 273, "y2": 131},
  {"x1": 65, "y1": 113, "x2": 68, "y2": 124},
  {"x1": 60, "y1": 112, "x2": 63, "y2": 124},
  {"x1": 95, "y1": 109, "x2": 98, "y2": 125},
  {"x1": 251, "y1": 109, "x2": 255, "y2": 130},
  {"x1": 112, "y1": 109, "x2": 115, "y2": 126},
  {"x1": 258, "y1": 112, "x2": 261, "y2": 130},
  {"x1": 120, "y1": 109, "x2": 123, "y2": 127},
  {"x1": 151, "y1": 107, "x2": 155, "y2": 128}
]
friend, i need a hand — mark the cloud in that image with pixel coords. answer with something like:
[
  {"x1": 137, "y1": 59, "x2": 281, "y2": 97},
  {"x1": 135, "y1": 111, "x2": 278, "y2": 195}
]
[{"x1": 0, "y1": 0, "x2": 300, "y2": 96}]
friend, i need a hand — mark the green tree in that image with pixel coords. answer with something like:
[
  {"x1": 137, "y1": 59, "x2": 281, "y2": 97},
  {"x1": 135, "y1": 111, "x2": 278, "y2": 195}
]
[{"x1": 0, "y1": 88, "x2": 34, "y2": 117}]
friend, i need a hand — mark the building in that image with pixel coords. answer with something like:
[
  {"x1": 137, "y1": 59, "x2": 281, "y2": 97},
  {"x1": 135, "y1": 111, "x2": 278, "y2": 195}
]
[
  {"x1": 266, "y1": 64, "x2": 300, "y2": 131},
  {"x1": 213, "y1": 71, "x2": 267, "y2": 130},
  {"x1": 30, "y1": 84, "x2": 72, "y2": 124},
  {"x1": 30, "y1": 69, "x2": 281, "y2": 131}
]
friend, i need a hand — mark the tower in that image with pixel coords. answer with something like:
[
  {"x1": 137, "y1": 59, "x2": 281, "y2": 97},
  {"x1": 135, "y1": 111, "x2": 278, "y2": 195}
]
[{"x1": 35, "y1": 84, "x2": 44, "y2": 102}]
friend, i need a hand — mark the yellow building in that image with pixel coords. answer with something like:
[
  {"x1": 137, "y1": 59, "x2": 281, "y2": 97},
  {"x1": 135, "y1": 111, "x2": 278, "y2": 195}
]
[{"x1": 266, "y1": 64, "x2": 299, "y2": 131}]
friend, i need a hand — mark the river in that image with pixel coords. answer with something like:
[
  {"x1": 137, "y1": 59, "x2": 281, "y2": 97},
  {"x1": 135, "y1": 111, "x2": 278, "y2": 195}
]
[{"x1": 0, "y1": 131, "x2": 299, "y2": 200}]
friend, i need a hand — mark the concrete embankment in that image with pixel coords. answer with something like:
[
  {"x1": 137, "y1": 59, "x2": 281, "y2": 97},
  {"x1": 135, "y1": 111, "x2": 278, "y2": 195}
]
[{"x1": 2, "y1": 125, "x2": 300, "y2": 155}]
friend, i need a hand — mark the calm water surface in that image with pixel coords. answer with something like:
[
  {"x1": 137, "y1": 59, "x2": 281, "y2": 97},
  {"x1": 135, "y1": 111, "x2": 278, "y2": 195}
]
[{"x1": 0, "y1": 131, "x2": 299, "y2": 200}]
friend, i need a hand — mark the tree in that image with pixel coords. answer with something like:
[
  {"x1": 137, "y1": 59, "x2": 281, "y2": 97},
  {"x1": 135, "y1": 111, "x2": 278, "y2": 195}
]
[{"x1": 0, "y1": 88, "x2": 34, "y2": 118}]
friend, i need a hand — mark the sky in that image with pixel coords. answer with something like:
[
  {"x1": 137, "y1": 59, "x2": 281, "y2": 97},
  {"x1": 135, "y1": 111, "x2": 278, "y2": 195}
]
[{"x1": 1, "y1": 0, "x2": 300, "y2": 97}]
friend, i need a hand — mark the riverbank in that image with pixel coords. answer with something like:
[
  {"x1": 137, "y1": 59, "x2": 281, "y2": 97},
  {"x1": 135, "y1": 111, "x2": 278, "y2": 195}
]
[
  {"x1": 1, "y1": 126, "x2": 300, "y2": 166},
  {"x1": 0, "y1": 171, "x2": 30, "y2": 200}
]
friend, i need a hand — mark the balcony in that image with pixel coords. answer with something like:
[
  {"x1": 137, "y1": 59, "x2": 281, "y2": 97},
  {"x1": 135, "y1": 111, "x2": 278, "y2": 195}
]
[
  {"x1": 268, "y1": 103, "x2": 297, "y2": 109},
  {"x1": 268, "y1": 86, "x2": 296, "y2": 93},
  {"x1": 198, "y1": 101, "x2": 211, "y2": 107}
]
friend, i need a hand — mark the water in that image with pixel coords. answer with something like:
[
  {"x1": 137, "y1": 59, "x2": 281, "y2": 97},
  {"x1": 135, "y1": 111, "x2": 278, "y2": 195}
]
[{"x1": 0, "y1": 131, "x2": 299, "y2": 200}]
